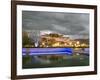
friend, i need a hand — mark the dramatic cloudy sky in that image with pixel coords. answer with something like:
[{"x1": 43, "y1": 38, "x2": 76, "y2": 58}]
[{"x1": 22, "y1": 11, "x2": 89, "y2": 36}]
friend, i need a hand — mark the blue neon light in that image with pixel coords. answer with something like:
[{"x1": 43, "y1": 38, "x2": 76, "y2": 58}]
[{"x1": 22, "y1": 48, "x2": 73, "y2": 55}]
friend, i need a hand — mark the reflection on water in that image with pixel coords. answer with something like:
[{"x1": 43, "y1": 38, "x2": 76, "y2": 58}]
[{"x1": 22, "y1": 48, "x2": 89, "y2": 69}]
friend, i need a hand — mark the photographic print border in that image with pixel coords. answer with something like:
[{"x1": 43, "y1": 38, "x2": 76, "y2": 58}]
[{"x1": 11, "y1": 1, "x2": 97, "y2": 80}]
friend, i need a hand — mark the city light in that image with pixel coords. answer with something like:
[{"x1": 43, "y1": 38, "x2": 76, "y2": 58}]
[{"x1": 23, "y1": 31, "x2": 89, "y2": 48}]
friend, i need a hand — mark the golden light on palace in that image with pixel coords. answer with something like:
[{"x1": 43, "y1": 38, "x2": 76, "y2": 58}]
[
  {"x1": 52, "y1": 42, "x2": 60, "y2": 47},
  {"x1": 42, "y1": 42, "x2": 45, "y2": 45},
  {"x1": 69, "y1": 42, "x2": 72, "y2": 45},
  {"x1": 81, "y1": 43, "x2": 86, "y2": 46},
  {"x1": 76, "y1": 41, "x2": 80, "y2": 44}
]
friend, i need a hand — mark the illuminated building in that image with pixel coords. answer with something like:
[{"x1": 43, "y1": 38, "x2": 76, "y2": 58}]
[{"x1": 22, "y1": 31, "x2": 89, "y2": 48}]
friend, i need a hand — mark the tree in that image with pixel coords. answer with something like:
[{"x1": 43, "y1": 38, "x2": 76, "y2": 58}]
[{"x1": 22, "y1": 35, "x2": 33, "y2": 47}]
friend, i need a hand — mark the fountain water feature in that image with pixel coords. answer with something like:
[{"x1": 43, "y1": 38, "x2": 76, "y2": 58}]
[
  {"x1": 27, "y1": 30, "x2": 51, "y2": 63},
  {"x1": 28, "y1": 30, "x2": 40, "y2": 47}
]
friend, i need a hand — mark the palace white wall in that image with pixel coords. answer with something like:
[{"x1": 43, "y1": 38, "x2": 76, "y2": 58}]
[{"x1": 0, "y1": 0, "x2": 99, "y2": 80}]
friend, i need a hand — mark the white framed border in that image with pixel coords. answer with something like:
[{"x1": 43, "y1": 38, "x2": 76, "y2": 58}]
[{"x1": 17, "y1": 5, "x2": 94, "y2": 75}]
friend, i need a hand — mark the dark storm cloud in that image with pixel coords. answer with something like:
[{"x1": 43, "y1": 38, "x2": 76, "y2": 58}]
[{"x1": 22, "y1": 11, "x2": 89, "y2": 35}]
